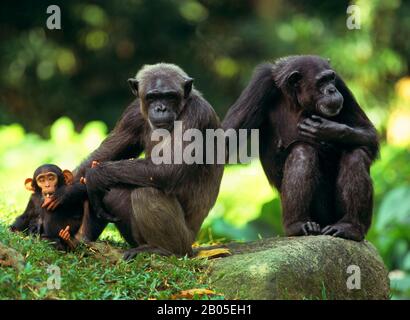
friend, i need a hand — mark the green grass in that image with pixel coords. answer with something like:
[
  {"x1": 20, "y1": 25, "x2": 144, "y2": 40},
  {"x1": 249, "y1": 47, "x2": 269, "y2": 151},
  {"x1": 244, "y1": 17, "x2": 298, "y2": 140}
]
[{"x1": 0, "y1": 204, "x2": 222, "y2": 300}]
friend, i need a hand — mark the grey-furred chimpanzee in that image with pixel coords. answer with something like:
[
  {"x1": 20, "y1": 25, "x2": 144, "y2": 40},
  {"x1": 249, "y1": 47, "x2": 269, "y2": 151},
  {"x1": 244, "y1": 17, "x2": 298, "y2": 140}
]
[
  {"x1": 223, "y1": 55, "x2": 379, "y2": 241},
  {"x1": 51, "y1": 63, "x2": 223, "y2": 259},
  {"x1": 10, "y1": 164, "x2": 87, "y2": 250}
]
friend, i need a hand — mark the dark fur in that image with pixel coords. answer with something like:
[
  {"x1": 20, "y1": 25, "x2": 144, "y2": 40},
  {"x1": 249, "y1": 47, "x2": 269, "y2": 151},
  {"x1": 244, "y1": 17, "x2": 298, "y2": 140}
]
[
  {"x1": 223, "y1": 55, "x2": 379, "y2": 241},
  {"x1": 10, "y1": 164, "x2": 87, "y2": 250},
  {"x1": 71, "y1": 63, "x2": 223, "y2": 258}
]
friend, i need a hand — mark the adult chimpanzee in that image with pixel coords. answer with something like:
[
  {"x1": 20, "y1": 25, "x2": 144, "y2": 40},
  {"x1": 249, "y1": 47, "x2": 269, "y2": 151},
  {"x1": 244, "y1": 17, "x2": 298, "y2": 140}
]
[
  {"x1": 10, "y1": 164, "x2": 86, "y2": 250},
  {"x1": 53, "y1": 63, "x2": 223, "y2": 259},
  {"x1": 223, "y1": 55, "x2": 379, "y2": 241}
]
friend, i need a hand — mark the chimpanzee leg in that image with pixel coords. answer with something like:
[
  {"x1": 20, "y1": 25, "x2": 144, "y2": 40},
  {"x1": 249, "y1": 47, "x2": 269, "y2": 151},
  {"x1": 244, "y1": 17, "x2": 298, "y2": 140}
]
[
  {"x1": 124, "y1": 187, "x2": 193, "y2": 260},
  {"x1": 75, "y1": 201, "x2": 108, "y2": 242},
  {"x1": 322, "y1": 148, "x2": 373, "y2": 241},
  {"x1": 281, "y1": 143, "x2": 321, "y2": 236},
  {"x1": 102, "y1": 188, "x2": 138, "y2": 246}
]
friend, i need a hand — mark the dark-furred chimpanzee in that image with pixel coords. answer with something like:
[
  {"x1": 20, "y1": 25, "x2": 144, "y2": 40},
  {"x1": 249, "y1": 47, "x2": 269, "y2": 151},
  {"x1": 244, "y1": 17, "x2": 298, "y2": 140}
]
[
  {"x1": 53, "y1": 63, "x2": 223, "y2": 259},
  {"x1": 10, "y1": 164, "x2": 87, "y2": 250},
  {"x1": 223, "y1": 55, "x2": 379, "y2": 241}
]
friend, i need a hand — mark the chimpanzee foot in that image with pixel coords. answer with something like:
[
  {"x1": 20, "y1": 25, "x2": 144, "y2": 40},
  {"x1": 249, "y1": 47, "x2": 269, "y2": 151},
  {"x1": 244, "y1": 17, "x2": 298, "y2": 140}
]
[
  {"x1": 123, "y1": 245, "x2": 172, "y2": 261},
  {"x1": 301, "y1": 221, "x2": 321, "y2": 235},
  {"x1": 285, "y1": 221, "x2": 321, "y2": 236},
  {"x1": 321, "y1": 222, "x2": 363, "y2": 241}
]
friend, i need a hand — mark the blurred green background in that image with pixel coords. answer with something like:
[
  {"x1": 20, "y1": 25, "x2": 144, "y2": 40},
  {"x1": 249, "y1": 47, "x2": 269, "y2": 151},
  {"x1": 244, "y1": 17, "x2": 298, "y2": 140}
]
[{"x1": 0, "y1": 0, "x2": 409, "y2": 298}]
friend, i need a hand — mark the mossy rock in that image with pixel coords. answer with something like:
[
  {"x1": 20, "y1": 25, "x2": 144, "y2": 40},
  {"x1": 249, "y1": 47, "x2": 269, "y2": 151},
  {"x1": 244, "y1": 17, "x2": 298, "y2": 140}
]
[{"x1": 209, "y1": 236, "x2": 389, "y2": 299}]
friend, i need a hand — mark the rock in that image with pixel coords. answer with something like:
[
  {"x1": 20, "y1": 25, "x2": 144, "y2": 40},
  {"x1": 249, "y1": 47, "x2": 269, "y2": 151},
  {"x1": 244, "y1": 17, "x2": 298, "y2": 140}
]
[
  {"x1": 208, "y1": 235, "x2": 389, "y2": 300},
  {"x1": 86, "y1": 241, "x2": 123, "y2": 263},
  {"x1": 0, "y1": 242, "x2": 25, "y2": 271}
]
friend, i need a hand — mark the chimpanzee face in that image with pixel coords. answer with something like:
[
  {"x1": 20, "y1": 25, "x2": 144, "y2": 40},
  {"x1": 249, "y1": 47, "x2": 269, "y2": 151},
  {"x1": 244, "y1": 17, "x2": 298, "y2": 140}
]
[
  {"x1": 128, "y1": 70, "x2": 193, "y2": 131},
  {"x1": 35, "y1": 172, "x2": 58, "y2": 196},
  {"x1": 286, "y1": 58, "x2": 344, "y2": 118},
  {"x1": 25, "y1": 164, "x2": 73, "y2": 197},
  {"x1": 312, "y1": 69, "x2": 344, "y2": 117},
  {"x1": 144, "y1": 80, "x2": 182, "y2": 130}
]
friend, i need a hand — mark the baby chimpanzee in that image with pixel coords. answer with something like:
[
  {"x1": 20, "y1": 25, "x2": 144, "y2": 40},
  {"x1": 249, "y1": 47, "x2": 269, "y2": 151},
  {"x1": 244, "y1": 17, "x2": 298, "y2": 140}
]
[{"x1": 10, "y1": 164, "x2": 88, "y2": 250}]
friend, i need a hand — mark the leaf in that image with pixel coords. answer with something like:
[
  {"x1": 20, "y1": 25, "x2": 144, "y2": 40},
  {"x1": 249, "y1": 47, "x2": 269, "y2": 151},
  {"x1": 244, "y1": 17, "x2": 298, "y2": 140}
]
[
  {"x1": 171, "y1": 288, "x2": 215, "y2": 299},
  {"x1": 376, "y1": 186, "x2": 410, "y2": 230},
  {"x1": 195, "y1": 248, "x2": 231, "y2": 259}
]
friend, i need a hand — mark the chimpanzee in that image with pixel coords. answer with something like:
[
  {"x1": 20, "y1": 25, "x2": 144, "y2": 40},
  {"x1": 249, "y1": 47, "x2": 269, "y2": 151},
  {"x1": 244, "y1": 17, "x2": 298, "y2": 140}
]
[
  {"x1": 53, "y1": 63, "x2": 223, "y2": 259},
  {"x1": 223, "y1": 55, "x2": 379, "y2": 241},
  {"x1": 10, "y1": 164, "x2": 87, "y2": 250}
]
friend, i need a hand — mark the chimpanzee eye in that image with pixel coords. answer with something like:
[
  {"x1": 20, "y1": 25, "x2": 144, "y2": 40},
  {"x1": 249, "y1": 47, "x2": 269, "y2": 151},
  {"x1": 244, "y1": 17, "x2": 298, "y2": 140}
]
[
  {"x1": 317, "y1": 72, "x2": 336, "y2": 88},
  {"x1": 145, "y1": 94, "x2": 155, "y2": 102},
  {"x1": 166, "y1": 94, "x2": 179, "y2": 103},
  {"x1": 317, "y1": 78, "x2": 326, "y2": 88}
]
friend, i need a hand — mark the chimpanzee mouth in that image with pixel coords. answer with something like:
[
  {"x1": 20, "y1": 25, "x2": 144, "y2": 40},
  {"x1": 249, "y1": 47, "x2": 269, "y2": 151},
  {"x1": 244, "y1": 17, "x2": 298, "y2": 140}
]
[
  {"x1": 152, "y1": 121, "x2": 174, "y2": 130},
  {"x1": 318, "y1": 104, "x2": 342, "y2": 117},
  {"x1": 42, "y1": 192, "x2": 54, "y2": 198}
]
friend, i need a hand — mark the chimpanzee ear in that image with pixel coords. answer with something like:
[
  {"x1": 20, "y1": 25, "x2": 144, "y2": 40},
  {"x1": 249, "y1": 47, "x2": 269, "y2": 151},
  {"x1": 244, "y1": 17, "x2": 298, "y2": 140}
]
[
  {"x1": 184, "y1": 77, "x2": 194, "y2": 99},
  {"x1": 63, "y1": 170, "x2": 74, "y2": 185},
  {"x1": 127, "y1": 78, "x2": 139, "y2": 97},
  {"x1": 286, "y1": 71, "x2": 302, "y2": 88},
  {"x1": 24, "y1": 178, "x2": 35, "y2": 192}
]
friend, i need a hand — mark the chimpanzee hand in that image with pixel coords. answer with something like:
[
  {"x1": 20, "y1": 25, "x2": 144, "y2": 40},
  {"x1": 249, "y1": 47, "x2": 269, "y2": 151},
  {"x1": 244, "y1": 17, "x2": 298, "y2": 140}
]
[
  {"x1": 59, "y1": 225, "x2": 71, "y2": 242},
  {"x1": 80, "y1": 161, "x2": 100, "y2": 184},
  {"x1": 42, "y1": 185, "x2": 66, "y2": 211},
  {"x1": 58, "y1": 225, "x2": 79, "y2": 250},
  {"x1": 42, "y1": 181, "x2": 88, "y2": 211},
  {"x1": 298, "y1": 115, "x2": 349, "y2": 142}
]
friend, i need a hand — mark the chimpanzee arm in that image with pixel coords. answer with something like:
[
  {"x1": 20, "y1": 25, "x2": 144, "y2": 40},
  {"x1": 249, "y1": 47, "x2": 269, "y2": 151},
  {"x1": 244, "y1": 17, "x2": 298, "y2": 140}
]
[
  {"x1": 298, "y1": 75, "x2": 379, "y2": 160},
  {"x1": 86, "y1": 159, "x2": 193, "y2": 193},
  {"x1": 222, "y1": 63, "x2": 277, "y2": 131},
  {"x1": 10, "y1": 196, "x2": 38, "y2": 232},
  {"x1": 43, "y1": 182, "x2": 88, "y2": 210},
  {"x1": 299, "y1": 116, "x2": 378, "y2": 148},
  {"x1": 86, "y1": 94, "x2": 219, "y2": 194},
  {"x1": 74, "y1": 100, "x2": 146, "y2": 180},
  {"x1": 48, "y1": 101, "x2": 146, "y2": 212},
  {"x1": 335, "y1": 122, "x2": 378, "y2": 148}
]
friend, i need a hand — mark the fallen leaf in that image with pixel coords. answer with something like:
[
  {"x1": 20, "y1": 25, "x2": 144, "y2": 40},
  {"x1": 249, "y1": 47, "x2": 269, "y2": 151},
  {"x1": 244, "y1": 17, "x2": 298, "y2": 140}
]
[
  {"x1": 195, "y1": 248, "x2": 231, "y2": 259},
  {"x1": 172, "y1": 288, "x2": 215, "y2": 299}
]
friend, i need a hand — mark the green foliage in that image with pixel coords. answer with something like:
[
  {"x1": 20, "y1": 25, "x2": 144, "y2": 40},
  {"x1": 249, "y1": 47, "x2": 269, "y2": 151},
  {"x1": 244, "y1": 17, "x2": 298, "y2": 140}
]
[
  {"x1": 0, "y1": 223, "x2": 216, "y2": 299},
  {"x1": 0, "y1": 118, "x2": 107, "y2": 214},
  {"x1": 0, "y1": 0, "x2": 408, "y2": 132},
  {"x1": 0, "y1": 0, "x2": 409, "y2": 299},
  {"x1": 1, "y1": 119, "x2": 409, "y2": 298}
]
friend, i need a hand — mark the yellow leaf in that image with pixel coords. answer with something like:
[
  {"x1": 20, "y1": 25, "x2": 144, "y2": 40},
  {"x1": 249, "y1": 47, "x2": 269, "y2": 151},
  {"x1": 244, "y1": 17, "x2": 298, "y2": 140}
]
[
  {"x1": 195, "y1": 248, "x2": 231, "y2": 259},
  {"x1": 172, "y1": 288, "x2": 215, "y2": 299}
]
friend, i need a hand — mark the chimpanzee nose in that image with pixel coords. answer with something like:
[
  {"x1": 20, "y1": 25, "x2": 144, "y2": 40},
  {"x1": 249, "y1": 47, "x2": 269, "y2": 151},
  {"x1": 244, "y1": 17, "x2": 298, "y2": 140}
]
[{"x1": 154, "y1": 105, "x2": 167, "y2": 113}]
